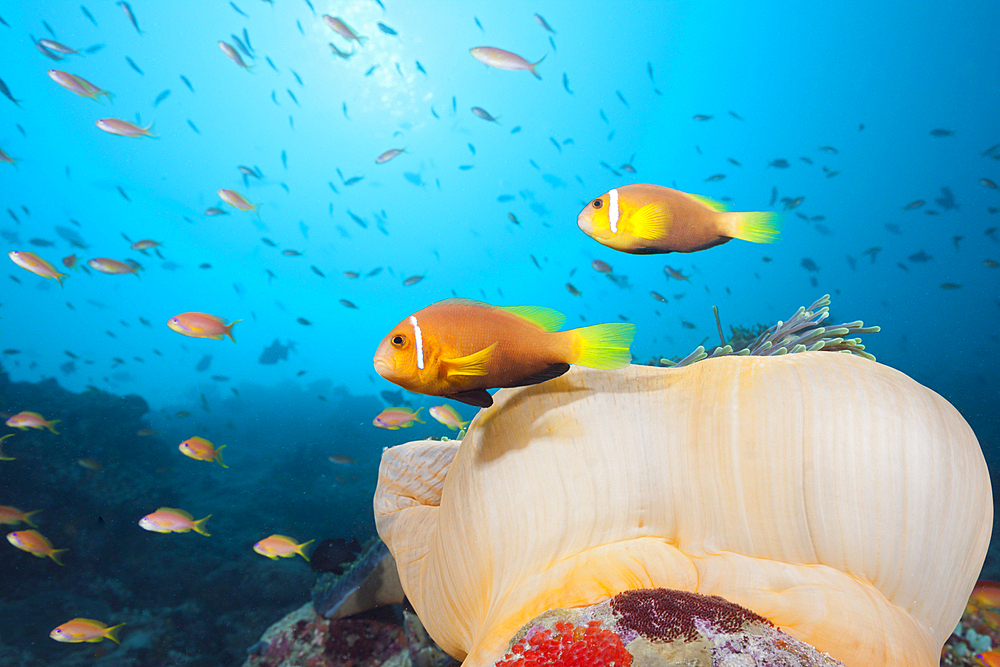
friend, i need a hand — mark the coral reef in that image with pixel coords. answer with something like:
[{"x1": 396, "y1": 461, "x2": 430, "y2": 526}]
[
  {"x1": 243, "y1": 602, "x2": 456, "y2": 667},
  {"x1": 374, "y1": 349, "x2": 991, "y2": 667},
  {"x1": 942, "y1": 580, "x2": 1000, "y2": 666},
  {"x1": 495, "y1": 588, "x2": 843, "y2": 666}
]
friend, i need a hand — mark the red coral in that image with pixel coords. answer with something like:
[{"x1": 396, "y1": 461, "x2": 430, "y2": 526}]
[
  {"x1": 610, "y1": 588, "x2": 772, "y2": 642},
  {"x1": 495, "y1": 619, "x2": 631, "y2": 667}
]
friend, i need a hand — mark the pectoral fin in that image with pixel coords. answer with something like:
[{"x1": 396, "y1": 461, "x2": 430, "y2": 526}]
[
  {"x1": 441, "y1": 343, "x2": 496, "y2": 377},
  {"x1": 628, "y1": 203, "x2": 671, "y2": 240}
]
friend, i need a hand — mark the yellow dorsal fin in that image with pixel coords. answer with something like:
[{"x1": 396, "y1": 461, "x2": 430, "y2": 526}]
[
  {"x1": 499, "y1": 305, "x2": 566, "y2": 332},
  {"x1": 627, "y1": 203, "x2": 671, "y2": 240},
  {"x1": 686, "y1": 193, "x2": 728, "y2": 212},
  {"x1": 160, "y1": 507, "x2": 193, "y2": 520},
  {"x1": 441, "y1": 343, "x2": 497, "y2": 377}
]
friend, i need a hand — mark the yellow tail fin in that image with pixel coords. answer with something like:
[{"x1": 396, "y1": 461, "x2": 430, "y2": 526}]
[
  {"x1": 297, "y1": 539, "x2": 315, "y2": 561},
  {"x1": 215, "y1": 444, "x2": 229, "y2": 469},
  {"x1": 226, "y1": 320, "x2": 242, "y2": 343},
  {"x1": 571, "y1": 323, "x2": 636, "y2": 369},
  {"x1": 104, "y1": 623, "x2": 126, "y2": 645},
  {"x1": 46, "y1": 419, "x2": 61, "y2": 435},
  {"x1": 50, "y1": 548, "x2": 69, "y2": 566},
  {"x1": 728, "y1": 212, "x2": 782, "y2": 244},
  {"x1": 193, "y1": 515, "x2": 212, "y2": 536}
]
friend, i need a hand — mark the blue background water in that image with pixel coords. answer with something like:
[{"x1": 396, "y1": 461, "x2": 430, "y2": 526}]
[{"x1": 1, "y1": 1, "x2": 998, "y2": 665}]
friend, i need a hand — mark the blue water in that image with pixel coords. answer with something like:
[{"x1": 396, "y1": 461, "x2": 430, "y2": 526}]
[{"x1": 1, "y1": 0, "x2": 998, "y2": 664}]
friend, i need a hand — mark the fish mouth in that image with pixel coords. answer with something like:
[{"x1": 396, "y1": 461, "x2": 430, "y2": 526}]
[{"x1": 373, "y1": 353, "x2": 394, "y2": 378}]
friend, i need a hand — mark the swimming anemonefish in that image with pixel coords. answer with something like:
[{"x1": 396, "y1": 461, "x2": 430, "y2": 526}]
[
  {"x1": 373, "y1": 299, "x2": 635, "y2": 408},
  {"x1": 50, "y1": 618, "x2": 125, "y2": 644},
  {"x1": 577, "y1": 183, "x2": 781, "y2": 254}
]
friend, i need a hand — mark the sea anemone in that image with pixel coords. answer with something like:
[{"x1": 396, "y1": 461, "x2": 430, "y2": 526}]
[{"x1": 374, "y1": 322, "x2": 991, "y2": 666}]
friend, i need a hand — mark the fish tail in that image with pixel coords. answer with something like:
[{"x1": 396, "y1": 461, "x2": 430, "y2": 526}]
[
  {"x1": 23, "y1": 509, "x2": 42, "y2": 528},
  {"x1": 56, "y1": 272, "x2": 68, "y2": 287},
  {"x1": 530, "y1": 53, "x2": 546, "y2": 80},
  {"x1": 104, "y1": 623, "x2": 126, "y2": 644},
  {"x1": 144, "y1": 122, "x2": 158, "y2": 138},
  {"x1": 215, "y1": 444, "x2": 229, "y2": 468},
  {"x1": 45, "y1": 419, "x2": 61, "y2": 434},
  {"x1": 49, "y1": 548, "x2": 69, "y2": 566},
  {"x1": 568, "y1": 323, "x2": 636, "y2": 369},
  {"x1": 297, "y1": 539, "x2": 315, "y2": 561},
  {"x1": 726, "y1": 211, "x2": 782, "y2": 244},
  {"x1": 193, "y1": 515, "x2": 212, "y2": 536},
  {"x1": 226, "y1": 319, "x2": 243, "y2": 343},
  {"x1": 413, "y1": 407, "x2": 425, "y2": 424}
]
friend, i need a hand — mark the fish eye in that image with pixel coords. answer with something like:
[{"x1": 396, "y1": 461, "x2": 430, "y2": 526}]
[
  {"x1": 391, "y1": 334, "x2": 406, "y2": 348},
  {"x1": 592, "y1": 199, "x2": 603, "y2": 209}
]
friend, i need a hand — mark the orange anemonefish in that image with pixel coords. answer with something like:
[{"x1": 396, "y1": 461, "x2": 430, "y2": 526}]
[
  {"x1": 373, "y1": 299, "x2": 635, "y2": 407},
  {"x1": 577, "y1": 183, "x2": 781, "y2": 254}
]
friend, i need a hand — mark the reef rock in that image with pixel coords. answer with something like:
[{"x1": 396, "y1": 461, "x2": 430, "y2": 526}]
[
  {"x1": 496, "y1": 588, "x2": 844, "y2": 666},
  {"x1": 374, "y1": 353, "x2": 992, "y2": 667}
]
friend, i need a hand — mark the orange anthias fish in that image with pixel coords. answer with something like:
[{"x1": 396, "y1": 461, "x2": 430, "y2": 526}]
[
  {"x1": 373, "y1": 407, "x2": 424, "y2": 430},
  {"x1": 429, "y1": 404, "x2": 471, "y2": 431},
  {"x1": 47, "y1": 69, "x2": 113, "y2": 103},
  {"x1": 218, "y1": 41, "x2": 252, "y2": 70},
  {"x1": 6, "y1": 529, "x2": 69, "y2": 565},
  {"x1": 167, "y1": 312, "x2": 241, "y2": 342},
  {"x1": 970, "y1": 580, "x2": 1000, "y2": 610},
  {"x1": 138, "y1": 508, "x2": 211, "y2": 536},
  {"x1": 470, "y1": 47, "x2": 545, "y2": 79},
  {"x1": 87, "y1": 257, "x2": 140, "y2": 277},
  {"x1": 577, "y1": 183, "x2": 782, "y2": 254},
  {"x1": 253, "y1": 534, "x2": 314, "y2": 561},
  {"x1": 218, "y1": 188, "x2": 259, "y2": 215},
  {"x1": 50, "y1": 618, "x2": 125, "y2": 644},
  {"x1": 8, "y1": 250, "x2": 69, "y2": 285},
  {"x1": 178, "y1": 436, "x2": 228, "y2": 468},
  {"x1": 322, "y1": 15, "x2": 366, "y2": 45},
  {"x1": 96, "y1": 118, "x2": 156, "y2": 138},
  {"x1": 374, "y1": 299, "x2": 636, "y2": 408},
  {"x1": 5, "y1": 411, "x2": 61, "y2": 433},
  {"x1": 978, "y1": 651, "x2": 1000, "y2": 667},
  {"x1": 0, "y1": 505, "x2": 41, "y2": 527}
]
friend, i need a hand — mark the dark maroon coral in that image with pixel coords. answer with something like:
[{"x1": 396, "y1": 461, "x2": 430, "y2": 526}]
[{"x1": 610, "y1": 588, "x2": 773, "y2": 642}]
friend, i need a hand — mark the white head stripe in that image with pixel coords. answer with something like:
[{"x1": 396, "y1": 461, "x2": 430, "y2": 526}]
[
  {"x1": 409, "y1": 315, "x2": 424, "y2": 370},
  {"x1": 608, "y1": 188, "x2": 619, "y2": 233}
]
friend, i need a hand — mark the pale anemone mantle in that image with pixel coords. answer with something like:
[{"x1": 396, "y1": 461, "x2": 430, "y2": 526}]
[{"x1": 374, "y1": 353, "x2": 992, "y2": 667}]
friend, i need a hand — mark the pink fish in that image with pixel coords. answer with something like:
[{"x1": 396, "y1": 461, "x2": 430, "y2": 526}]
[
  {"x1": 5, "y1": 411, "x2": 60, "y2": 433},
  {"x1": 373, "y1": 407, "x2": 424, "y2": 430},
  {"x1": 0, "y1": 147, "x2": 18, "y2": 167},
  {"x1": 96, "y1": 118, "x2": 156, "y2": 138},
  {"x1": 47, "y1": 69, "x2": 113, "y2": 103},
  {"x1": 7, "y1": 529, "x2": 69, "y2": 564},
  {"x1": 218, "y1": 41, "x2": 251, "y2": 70},
  {"x1": 39, "y1": 39, "x2": 80, "y2": 56},
  {"x1": 167, "y1": 312, "x2": 241, "y2": 342},
  {"x1": 8, "y1": 251, "x2": 69, "y2": 285},
  {"x1": 88, "y1": 257, "x2": 140, "y2": 277},
  {"x1": 138, "y1": 507, "x2": 211, "y2": 535},
  {"x1": 130, "y1": 239, "x2": 161, "y2": 251},
  {"x1": 470, "y1": 47, "x2": 545, "y2": 79},
  {"x1": 218, "y1": 189, "x2": 259, "y2": 215},
  {"x1": 376, "y1": 148, "x2": 406, "y2": 164},
  {"x1": 322, "y1": 15, "x2": 366, "y2": 45}
]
